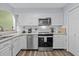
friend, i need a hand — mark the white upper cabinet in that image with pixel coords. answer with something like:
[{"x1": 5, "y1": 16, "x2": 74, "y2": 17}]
[
  {"x1": 18, "y1": 12, "x2": 64, "y2": 26},
  {"x1": 52, "y1": 13, "x2": 64, "y2": 25},
  {"x1": 18, "y1": 14, "x2": 38, "y2": 26}
]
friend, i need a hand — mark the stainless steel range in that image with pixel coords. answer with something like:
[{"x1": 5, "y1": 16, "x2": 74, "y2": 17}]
[
  {"x1": 38, "y1": 17, "x2": 53, "y2": 51},
  {"x1": 38, "y1": 28, "x2": 53, "y2": 51},
  {"x1": 38, "y1": 33, "x2": 53, "y2": 51}
]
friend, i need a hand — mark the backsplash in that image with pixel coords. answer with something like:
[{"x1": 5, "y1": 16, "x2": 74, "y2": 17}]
[
  {"x1": 20, "y1": 25, "x2": 38, "y2": 33},
  {"x1": 53, "y1": 25, "x2": 66, "y2": 34},
  {"x1": 18, "y1": 25, "x2": 66, "y2": 34}
]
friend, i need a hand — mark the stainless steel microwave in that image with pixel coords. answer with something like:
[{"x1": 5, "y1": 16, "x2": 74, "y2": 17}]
[{"x1": 39, "y1": 18, "x2": 51, "y2": 26}]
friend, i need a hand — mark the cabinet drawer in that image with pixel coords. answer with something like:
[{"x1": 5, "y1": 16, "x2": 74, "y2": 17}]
[
  {"x1": 53, "y1": 35, "x2": 65, "y2": 38},
  {"x1": 53, "y1": 35, "x2": 66, "y2": 49},
  {"x1": 53, "y1": 40, "x2": 65, "y2": 49}
]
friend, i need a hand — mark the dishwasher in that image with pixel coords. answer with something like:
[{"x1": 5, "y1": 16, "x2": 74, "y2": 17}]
[{"x1": 27, "y1": 35, "x2": 33, "y2": 49}]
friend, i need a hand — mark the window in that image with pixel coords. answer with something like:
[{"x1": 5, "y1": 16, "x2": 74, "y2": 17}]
[{"x1": 0, "y1": 10, "x2": 15, "y2": 31}]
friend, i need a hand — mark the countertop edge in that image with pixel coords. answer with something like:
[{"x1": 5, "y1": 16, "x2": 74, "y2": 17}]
[{"x1": 0, "y1": 33, "x2": 66, "y2": 43}]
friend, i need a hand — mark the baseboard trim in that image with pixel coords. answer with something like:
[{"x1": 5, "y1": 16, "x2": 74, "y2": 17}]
[
  {"x1": 21, "y1": 49, "x2": 66, "y2": 51},
  {"x1": 53, "y1": 49, "x2": 66, "y2": 50},
  {"x1": 67, "y1": 51, "x2": 75, "y2": 56},
  {"x1": 21, "y1": 49, "x2": 38, "y2": 51},
  {"x1": 16, "y1": 50, "x2": 22, "y2": 56}
]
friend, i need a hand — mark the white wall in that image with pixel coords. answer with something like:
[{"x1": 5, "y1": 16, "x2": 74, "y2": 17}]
[
  {"x1": 0, "y1": 3, "x2": 15, "y2": 13},
  {"x1": 0, "y1": 4, "x2": 64, "y2": 32},
  {"x1": 16, "y1": 8, "x2": 64, "y2": 26}
]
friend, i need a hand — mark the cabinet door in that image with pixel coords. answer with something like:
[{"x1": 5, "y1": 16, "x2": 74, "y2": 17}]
[
  {"x1": 13, "y1": 38, "x2": 20, "y2": 56},
  {"x1": 52, "y1": 13, "x2": 63, "y2": 25},
  {"x1": 0, "y1": 46, "x2": 11, "y2": 56},
  {"x1": 53, "y1": 35, "x2": 65, "y2": 49},
  {"x1": 18, "y1": 14, "x2": 38, "y2": 25},
  {"x1": 33, "y1": 35, "x2": 38, "y2": 49},
  {"x1": 0, "y1": 40, "x2": 11, "y2": 56}
]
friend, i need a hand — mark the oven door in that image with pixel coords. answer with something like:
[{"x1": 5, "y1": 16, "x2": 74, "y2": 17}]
[
  {"x1": 38, "y1": 36, "x2": 53, "y2": 47},
  {"x1": 38, "y1": 36, "x2": 45, "y2": 47},
  {"x1": 47, "y1": 36, "x2": 53, "y2": 47}
]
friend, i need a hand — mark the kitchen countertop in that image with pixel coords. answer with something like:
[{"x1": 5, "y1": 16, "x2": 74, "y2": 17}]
[
  {"x1": 0, "y1": 32, "x2": 66, "y2": 43},
  {"x1": 0, "y1": 33, "x2": 39, "y2": 43}
]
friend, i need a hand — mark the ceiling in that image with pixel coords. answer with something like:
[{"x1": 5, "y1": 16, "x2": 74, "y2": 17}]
[{"x1": 9, "y1": 3, "x2": 67, "y2": 9}]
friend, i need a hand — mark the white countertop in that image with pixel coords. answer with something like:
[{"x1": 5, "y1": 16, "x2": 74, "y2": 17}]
[
  {"x1": 0, "y1": 32, "x2": 66, "y2": 43},
  {"x1": 0, "y1": 33, "x2": 38, "y2": 43}
]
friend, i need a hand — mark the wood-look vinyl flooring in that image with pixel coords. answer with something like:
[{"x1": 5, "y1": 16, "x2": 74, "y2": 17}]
[{"x1": 17, "y1": 49, "x2": 74, "y2": 56}]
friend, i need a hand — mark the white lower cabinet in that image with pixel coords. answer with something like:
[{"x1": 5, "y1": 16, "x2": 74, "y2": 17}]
[
  {"x1": 0, "y1": 35, "x2": 27, "y2": 56},
  {"x1": 0, "y1": 34, "x2": 38, "y2": 56},
  {"x1": 12, "y1": 37, "x2": 21, "y2": 56},
  {"x1": 0, "y1": 46, "x2": 11, "y2": 56},
  {"x1": 0, "y1": 40, "x2": 12, "y2": 56},
  {"x1": 53, "y1": 35, "x2": 66, "y2": 49},
  {"x1": 12, "y1": 35, "x2": 27, "y2": 56}
]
